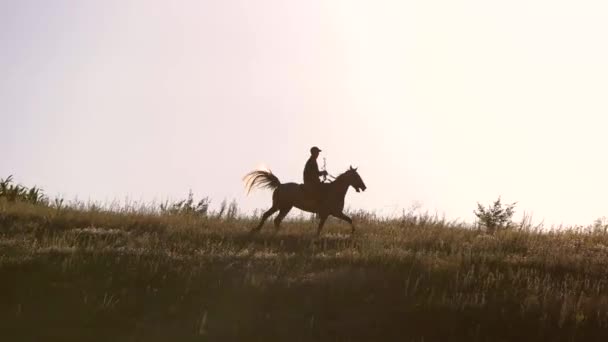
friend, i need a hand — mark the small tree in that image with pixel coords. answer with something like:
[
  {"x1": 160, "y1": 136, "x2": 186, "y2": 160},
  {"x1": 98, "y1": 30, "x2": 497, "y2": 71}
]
[
  {"x1": 474, "y1": 197, "x2": 516, "y2": 233},
  {"x1": 216, "y1": 199, "x2": 227, "y2": 219},
  {"x1": 226, "y1": 199, "x2": 238, "y2": 220},
  {"x1": 592, "y1": 217, "x2": 608, "y2": 234}
]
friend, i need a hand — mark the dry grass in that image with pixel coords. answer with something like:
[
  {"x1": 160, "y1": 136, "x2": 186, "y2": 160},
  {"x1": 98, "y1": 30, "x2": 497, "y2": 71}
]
[{"x1": 2, "y1": 198, "x2": 608, "y2": 341}]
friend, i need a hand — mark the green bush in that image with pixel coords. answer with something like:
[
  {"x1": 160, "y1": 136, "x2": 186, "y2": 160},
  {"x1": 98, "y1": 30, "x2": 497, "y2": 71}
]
[{"x1": 474, "y1": 197, "x2": 516, "y2": 233}]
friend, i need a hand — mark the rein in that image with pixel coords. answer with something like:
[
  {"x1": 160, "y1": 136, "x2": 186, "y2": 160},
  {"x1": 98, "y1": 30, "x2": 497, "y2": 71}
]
[{"x1": 322, "y1": 158, "x2": 337, "y2": 182}]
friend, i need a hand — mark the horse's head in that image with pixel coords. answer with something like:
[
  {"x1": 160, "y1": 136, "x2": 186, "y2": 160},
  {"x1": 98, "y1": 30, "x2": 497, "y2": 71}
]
[{"x1": 345, "y1": 165, "x2": 367, "y2": 193}]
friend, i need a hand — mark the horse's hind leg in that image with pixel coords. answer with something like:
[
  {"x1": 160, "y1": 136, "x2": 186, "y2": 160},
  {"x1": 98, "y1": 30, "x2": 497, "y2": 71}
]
[
  {"x1": 273, "y1": 207, "x2": 292, "y2": 232},
  {"x1": 250, "y1": 206, "x2": 278, "y2": 234}
]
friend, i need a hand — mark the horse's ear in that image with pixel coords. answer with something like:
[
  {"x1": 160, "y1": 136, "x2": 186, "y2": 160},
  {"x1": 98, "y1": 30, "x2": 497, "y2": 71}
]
[
  {"x1": 349, "y1": 165, "x2": 354, "y2": 170},
  {"x1": 354, "y1": 167, "x2": 358, "y2": 171}
]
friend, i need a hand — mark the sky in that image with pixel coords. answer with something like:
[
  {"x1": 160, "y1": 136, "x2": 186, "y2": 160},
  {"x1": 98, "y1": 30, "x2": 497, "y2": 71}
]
[{"x1": 2, "y1": 0, "x2": 608, "y2": 226}]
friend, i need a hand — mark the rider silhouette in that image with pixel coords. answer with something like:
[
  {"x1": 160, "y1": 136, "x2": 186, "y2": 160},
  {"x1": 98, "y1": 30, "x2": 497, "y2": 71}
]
[{"x1": 303, "y1": 146, "x2": 328, "y2": 204}]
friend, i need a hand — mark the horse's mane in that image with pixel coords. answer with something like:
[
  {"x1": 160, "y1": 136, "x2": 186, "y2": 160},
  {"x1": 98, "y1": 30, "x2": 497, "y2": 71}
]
[{"x1": 333, "y1": 168, "x2": 355, "y2": 182}]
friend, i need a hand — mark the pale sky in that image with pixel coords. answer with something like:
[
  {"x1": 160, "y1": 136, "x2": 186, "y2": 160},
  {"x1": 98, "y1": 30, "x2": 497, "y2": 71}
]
[{"x1": 2, "y1": 0, "x2": 608, "y2": 226}]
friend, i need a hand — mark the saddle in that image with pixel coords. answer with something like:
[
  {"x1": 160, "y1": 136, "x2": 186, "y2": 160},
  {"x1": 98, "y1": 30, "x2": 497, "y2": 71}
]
[{"x1": 300, "y1": 181, "x2": 331, "y2": 203}]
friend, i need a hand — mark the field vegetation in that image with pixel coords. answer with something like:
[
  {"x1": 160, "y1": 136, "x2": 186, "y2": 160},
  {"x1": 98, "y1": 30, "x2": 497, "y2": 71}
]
[{"x1": 2, "y1": 176, "x2": 608, "y2": 341}]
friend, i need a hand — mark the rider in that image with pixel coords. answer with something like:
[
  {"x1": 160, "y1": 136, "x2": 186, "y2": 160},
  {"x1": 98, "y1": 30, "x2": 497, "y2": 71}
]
[{"x1": 303, "y1": 146, "x2": 328, "y2": 204}]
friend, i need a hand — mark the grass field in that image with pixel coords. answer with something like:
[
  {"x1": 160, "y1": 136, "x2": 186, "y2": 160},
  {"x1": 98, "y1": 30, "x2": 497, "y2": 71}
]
[{"x1": 2, "y1": 198, "x2": 608, "y2": 341}]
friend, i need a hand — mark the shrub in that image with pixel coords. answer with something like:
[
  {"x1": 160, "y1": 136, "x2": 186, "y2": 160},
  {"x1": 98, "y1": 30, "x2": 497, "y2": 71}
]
[
  {"x1": 160, "y1": 190, "x2": 210, "y2": 216},
  {"x1": 0, "y1": 175, "x2": 47, "y2": 205},
  {"x1": 474, "y1": 197, "x2": 516, "y2": 233}
]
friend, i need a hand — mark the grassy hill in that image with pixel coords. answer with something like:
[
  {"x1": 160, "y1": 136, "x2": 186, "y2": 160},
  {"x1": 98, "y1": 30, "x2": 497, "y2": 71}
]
[{"x1": 2, "y1": 199, "x2": 608, "y2": 341}]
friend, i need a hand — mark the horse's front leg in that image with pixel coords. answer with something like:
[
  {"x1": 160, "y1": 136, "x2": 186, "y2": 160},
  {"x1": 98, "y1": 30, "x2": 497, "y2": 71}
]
[
  {"x1": 334, "y1": 211, "x2": 355, "y2": 234},
  {"x1": 316, "y1": 214, "x2": 329, "y2": 237}
]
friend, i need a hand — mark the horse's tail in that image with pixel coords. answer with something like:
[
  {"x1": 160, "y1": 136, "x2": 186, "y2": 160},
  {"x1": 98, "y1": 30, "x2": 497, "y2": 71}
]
[{"x1": 243, "y1": 170, "x2": 281, "y2": 195}]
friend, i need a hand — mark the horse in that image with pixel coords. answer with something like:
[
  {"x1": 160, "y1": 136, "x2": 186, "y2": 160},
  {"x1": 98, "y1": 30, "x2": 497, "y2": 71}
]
[{"x1": 243, "y1": 166, "x2": 367, "y2": 236}]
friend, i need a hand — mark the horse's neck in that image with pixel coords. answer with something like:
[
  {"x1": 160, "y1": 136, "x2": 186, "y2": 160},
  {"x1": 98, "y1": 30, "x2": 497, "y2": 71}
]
[{"x1": 332, "y1": 175, "x2": 350, "y2": 196}]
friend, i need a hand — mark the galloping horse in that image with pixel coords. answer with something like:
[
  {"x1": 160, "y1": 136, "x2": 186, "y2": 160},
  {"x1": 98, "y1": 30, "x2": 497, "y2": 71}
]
[{"x1": 244, "y1": 166, "x2": 367, "y2": 236}]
